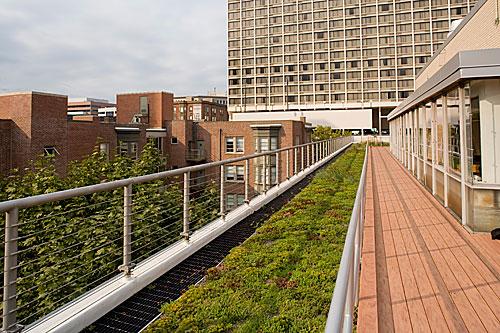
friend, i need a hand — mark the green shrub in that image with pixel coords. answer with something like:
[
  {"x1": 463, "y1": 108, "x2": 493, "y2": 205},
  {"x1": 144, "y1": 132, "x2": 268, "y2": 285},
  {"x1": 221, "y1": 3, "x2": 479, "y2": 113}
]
[{"x1": 0, "y1": 141, "x2": 218, "y2": 325}]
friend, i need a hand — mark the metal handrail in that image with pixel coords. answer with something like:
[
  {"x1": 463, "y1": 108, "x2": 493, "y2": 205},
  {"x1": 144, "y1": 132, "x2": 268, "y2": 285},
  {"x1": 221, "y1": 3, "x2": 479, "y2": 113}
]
[
  {"x1": 1, "y1": 137, "x2": 353, "y2": 332},
  {"x1": 0, "y1": 139, "x2": 336, "y2": 212},
  {"x1": 325, "y1": 144, "x2": 369, "y2": 333}
]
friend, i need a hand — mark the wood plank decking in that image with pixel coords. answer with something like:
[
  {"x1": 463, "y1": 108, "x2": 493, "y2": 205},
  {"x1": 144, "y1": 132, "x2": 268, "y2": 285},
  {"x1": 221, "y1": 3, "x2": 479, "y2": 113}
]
[{"x1": 358, "y1": 147, "x2": 500, "y2": 333}]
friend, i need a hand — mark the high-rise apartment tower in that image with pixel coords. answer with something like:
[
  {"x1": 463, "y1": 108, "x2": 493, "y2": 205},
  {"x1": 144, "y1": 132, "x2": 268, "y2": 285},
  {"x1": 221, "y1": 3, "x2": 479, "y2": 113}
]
[{"x1": 228, "y1": 0, "x2": 476, "y2": 132}]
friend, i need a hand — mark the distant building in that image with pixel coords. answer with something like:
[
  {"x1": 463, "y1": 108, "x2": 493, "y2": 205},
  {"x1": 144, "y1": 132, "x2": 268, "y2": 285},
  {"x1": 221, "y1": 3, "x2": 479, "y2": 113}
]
[
  {"x1": 97, "y1": 106, "x2": 117, "y2": 118},
  {"x1": 68, "y1": 98, "x2": 115, "y2": 116},
  {"x1": 174, "y1": 95, "x2": 229, "y2": 122}
]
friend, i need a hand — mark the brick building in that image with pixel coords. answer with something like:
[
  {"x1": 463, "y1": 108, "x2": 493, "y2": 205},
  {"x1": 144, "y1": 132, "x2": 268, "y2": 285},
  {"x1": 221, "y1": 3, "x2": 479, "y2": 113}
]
[
  {"x1": 0, "y1": 91, "x2": 312, "y2": 185},
  {"x1": 173, "y1": 96, "x2": 228, "y2": 122},
  {"x1": 115, "y1": 92, "x2": 175, "y2": 160},
  {"x1": 0, "y1": 119, "x2": 13, "y2": 175},
  {"x1": 163, "y1": 118, "x2": 311, "y2": 210},
  {"x1": 0, "y1": 92, "x2": 117, "y2": 175},
  {"x1": 67, "y1": 116, "x2": 116, "y2": 163},
  {"x1": 0, "y1": 92, "x2": 69, "y2": 173}
]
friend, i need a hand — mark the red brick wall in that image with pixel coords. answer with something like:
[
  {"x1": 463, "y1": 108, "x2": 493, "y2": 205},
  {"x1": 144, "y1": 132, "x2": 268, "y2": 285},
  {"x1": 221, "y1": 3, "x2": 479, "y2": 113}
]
[
  {"x1": 0, "y1": 120, "x2": 13, "y2": 175},
  {"x1": 117, "y1": 92, "x2": 173, "y2": 127},
  {"x1": 167, "y1": 120, "x2": 193, "y2": 168},
  {"x1": 0, "y1": 92, "x2": 69, "y2": 174},
  {"x1": 30, "y1": 93, "x2": 69, "y2": 173},
  {"x1": 68, "y1": 117, "x2": 117, "y2": 162},
  {"x1": 0, "y1": 93, "x2": 34, "y2": 172}
]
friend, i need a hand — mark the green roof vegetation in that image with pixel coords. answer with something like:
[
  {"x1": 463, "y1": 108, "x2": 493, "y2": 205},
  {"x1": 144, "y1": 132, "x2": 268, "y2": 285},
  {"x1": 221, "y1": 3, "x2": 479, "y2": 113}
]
[{"x1": 148, "y1": 144, "x2": 366, "y2": 333}]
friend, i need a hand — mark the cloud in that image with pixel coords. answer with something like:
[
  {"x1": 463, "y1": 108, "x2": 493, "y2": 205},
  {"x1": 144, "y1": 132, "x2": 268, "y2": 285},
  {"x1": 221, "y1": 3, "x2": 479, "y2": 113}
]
[{"x1": 0, "y1": 0, "x2": 227, "y2": 101}]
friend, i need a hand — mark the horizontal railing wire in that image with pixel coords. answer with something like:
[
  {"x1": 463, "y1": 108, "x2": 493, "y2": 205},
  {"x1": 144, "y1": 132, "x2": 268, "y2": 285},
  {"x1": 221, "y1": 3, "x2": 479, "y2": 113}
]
[{"x1": 0, "y1": 138, "x2": 351, "y2": 330}]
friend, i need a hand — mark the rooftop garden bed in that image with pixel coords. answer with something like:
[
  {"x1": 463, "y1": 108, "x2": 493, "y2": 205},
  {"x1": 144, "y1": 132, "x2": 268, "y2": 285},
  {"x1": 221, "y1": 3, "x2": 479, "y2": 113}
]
[{"x1": 148, "y1": 144, "x2": 366, "y2": 332}]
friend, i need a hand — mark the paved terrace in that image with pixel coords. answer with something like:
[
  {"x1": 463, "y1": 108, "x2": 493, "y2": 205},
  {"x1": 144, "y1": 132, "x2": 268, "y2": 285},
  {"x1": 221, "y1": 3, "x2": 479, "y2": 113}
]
[{"x1": 358, "y1": 147, "x2": 500, "y2": 333}]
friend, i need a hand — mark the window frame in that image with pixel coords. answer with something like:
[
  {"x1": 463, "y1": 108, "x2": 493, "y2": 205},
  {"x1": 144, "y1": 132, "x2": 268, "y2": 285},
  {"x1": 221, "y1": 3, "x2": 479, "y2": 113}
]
[{"x1": 225, "y1": 136, "x2": 245, "y2": 154}]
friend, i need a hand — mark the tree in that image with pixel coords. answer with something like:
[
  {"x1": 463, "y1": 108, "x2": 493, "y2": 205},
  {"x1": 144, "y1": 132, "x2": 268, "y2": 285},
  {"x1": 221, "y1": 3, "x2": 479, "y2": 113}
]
[
  {"x1": 0, "y1": 140, "x2": 219, "y2": 325},
  {"x1": 312, "y1": 125, "x2": 344, "y2": 141}
]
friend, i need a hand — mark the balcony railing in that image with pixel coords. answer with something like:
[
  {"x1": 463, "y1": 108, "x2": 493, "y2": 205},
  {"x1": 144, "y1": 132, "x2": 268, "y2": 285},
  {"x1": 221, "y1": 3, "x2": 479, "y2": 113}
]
[
  {"x1": 325, "y1": 145, "x2": 368, "y2": 333},
  {"x1": 0, "y1": 137, "x2": 354, "y2": 332}
]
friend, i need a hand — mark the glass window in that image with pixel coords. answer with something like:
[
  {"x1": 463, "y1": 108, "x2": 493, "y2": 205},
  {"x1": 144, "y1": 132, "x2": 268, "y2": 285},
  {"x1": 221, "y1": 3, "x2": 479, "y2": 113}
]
[
  {"x1": 257, "y1": 137, "x2": 270, "y2": 152},
  {"x1": 226, "y1": 194, "x2": 245, "y2": 211},
  {"x1": 226, "y1": 136, "x2": 244, "y2": 153},
  {"x1": 119, "y1": 142, "x2": 128, "y2": 156},
  {"x1": 436, "y1": 99, "x2": 444, "y2": 166},
  {"x1": 236, "y1": 137, "x2": 244, "y2": 152},
  {"x1": 225, "y1": 165, "x2": 244, "y2": 182},
  {"x1": 447, "y1": 88, "x2": 461, "y2": 173},
  {"x1": 130, "y1": 142, "x2": 138, "y2": 159},
  {"x1": 43, "y1": 146, "x2": 59, "y2": 156},
  {"x1": 226, "y1": 194, "x2": 235, "y2": 210},
  {"x1": 226, "y1": 137, "x2": 234, "y2": 152},
  {"x1": 469, "y1": 79, "x2": 500, "y2": 184},
  {"x1": 426, "y1": 103, "x2": 432, "y2": 162},
  {"x1": 140, "y1": 96, "x2": 148, "y2": 115},
  {"x1": 99, "y1": 143, "x2": 110, "y2": 160},
  {"x1": 418, "y1": 107, "x2": 424, "y2": 157}
]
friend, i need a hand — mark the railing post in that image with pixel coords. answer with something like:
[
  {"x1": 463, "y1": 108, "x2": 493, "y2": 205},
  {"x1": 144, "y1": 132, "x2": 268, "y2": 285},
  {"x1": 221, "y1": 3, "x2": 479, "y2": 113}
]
[
  {"x1": 275, "y1": 151, "x2": 280, "y2": 186},
  {"x1": 181, "y1": 171, "x2": 190, "y2": 241},
  {"x1": 220, "y1": 165, "x2": 225, "y2": 220},
  {"x1": 312, "y1": 143, "x2": 316, "y2": 164},
  {"x1": 119, "y1": 184, "x2": 133, "y2": 275},
  {"x1": 286, "y1": 149, "x2": 290, "y2": 179},
  {"x1": 301, "y1": 146, "x2": 304, "y2": 171},
  {"x1": 294, "y1": 147, "x2": 298, "y2": 175},
  {"x1": 245, "y1": 159, "x2": 250, "y2": 204},
  {"x1": 307, "y1": 144, "x2": 310, "y2": 168},
  {"x1": 3, "y1": 208, "x2": 19, "y2": 333},
  {"x1": 263, "y1": 154, "x2": 267, "y2": 193}
]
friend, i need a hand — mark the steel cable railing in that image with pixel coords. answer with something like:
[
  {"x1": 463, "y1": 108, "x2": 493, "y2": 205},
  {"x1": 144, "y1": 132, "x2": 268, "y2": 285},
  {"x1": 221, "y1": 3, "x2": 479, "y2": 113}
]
[
  {"x1": 0, "y1": 136, "x2": 353, "y2": 332},
  {"x1": 325, "y1": 144, "x2": 369, "y2": 333}
]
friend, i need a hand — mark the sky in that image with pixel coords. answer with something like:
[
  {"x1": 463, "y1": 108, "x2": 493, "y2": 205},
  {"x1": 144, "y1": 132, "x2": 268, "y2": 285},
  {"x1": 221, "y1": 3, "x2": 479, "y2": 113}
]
[{"x1": 0, "y1": 0, "x2": 227, "y2": 102}]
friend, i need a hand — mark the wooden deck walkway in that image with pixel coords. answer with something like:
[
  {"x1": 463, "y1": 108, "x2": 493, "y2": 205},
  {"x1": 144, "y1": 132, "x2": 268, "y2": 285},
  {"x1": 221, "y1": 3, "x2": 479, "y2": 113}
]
[{"x1": 358, "y1": 147, "x2": 500, "y2": 333}]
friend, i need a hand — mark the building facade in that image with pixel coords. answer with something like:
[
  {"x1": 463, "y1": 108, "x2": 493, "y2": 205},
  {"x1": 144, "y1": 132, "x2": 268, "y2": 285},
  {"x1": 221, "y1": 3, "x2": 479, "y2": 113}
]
[
  {"x1": 228, "y1": 0, "x2": 477, "y2": 132},
  {"x1": 68, "y1": 98, "x2": 116, "y2": 116},
  {"x1": 388, "y1": 0, "x2": 500, "y2": 232},
  {"x1": 173, "y1": 96, "x2": 229, "y2": 122},
  {"x1": 0, "y1": 92, "x2": 117, "y2": 175}
]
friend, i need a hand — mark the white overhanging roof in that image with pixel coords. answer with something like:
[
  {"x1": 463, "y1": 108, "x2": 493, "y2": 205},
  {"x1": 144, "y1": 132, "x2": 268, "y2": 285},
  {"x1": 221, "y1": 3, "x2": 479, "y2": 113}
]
[{"x1": 388, "y1": 48, "x2": 500, "y2": 121}]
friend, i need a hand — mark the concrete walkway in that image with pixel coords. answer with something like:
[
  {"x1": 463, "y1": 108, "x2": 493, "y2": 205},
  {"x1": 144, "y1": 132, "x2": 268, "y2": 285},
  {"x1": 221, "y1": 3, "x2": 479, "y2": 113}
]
[{"x1": 358, "y1": 147, "x2": 500, "y2": 333}]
